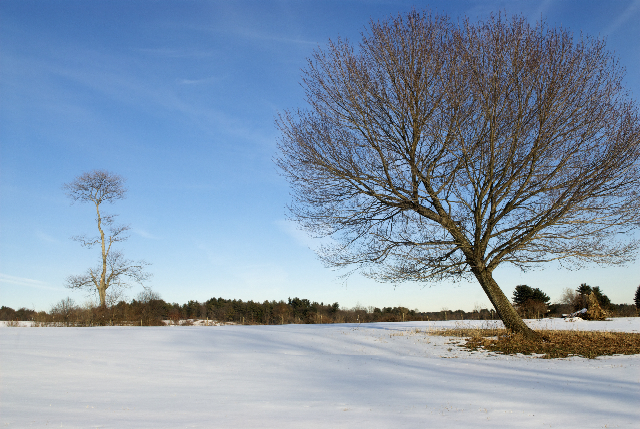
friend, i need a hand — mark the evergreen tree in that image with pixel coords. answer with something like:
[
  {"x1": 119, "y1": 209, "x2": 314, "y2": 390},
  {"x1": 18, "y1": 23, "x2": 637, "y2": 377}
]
[
  {"x1": 512, "y1": 285, "x2": 550, "y2": 319},
  {"x1": 576, "y1": 283, "x2": 592, "y2": 295},
  {"x1": 513, "y1": 285, "x2": 550, "y2": 305},
  {"x1": 634, "y1": 285, "x2": 640, "y2": 311}
]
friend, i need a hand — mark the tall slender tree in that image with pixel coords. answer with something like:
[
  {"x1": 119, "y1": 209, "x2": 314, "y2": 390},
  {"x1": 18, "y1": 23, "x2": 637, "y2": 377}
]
[
  {"x1": 63, "y1": 170, "x2": 151, "y2": 307},
  {"x1": 276, "y1": 11, "x2": 640, "y2": 338}
]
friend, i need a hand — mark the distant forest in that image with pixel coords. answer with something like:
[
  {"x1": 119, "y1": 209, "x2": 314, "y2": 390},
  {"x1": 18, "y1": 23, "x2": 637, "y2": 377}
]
[{"x1": 1, "y1": 292, "x2": 637, "y2": 326}]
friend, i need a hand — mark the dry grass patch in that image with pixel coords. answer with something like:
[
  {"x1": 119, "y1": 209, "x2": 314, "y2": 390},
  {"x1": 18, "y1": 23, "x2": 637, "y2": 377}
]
[{"x1": 432, "y1": 328, "x2": 640, "y2": 359}]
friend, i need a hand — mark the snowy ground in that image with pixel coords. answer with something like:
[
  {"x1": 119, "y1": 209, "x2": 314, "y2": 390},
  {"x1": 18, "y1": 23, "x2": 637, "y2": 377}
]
[{"x1": 1, "y1": 318, "x2": 638, "y2": 428}]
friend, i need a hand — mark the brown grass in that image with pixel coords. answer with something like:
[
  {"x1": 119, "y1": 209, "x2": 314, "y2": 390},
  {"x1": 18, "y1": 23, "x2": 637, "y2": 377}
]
[{"x1": 432, "y1": 328, "x2": 640, "y2": 359}]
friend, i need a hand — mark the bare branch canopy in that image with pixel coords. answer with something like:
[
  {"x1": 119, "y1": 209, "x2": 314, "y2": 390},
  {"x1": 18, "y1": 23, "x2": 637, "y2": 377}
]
[
  {"x1": 276, "y1": 11, "x2": 640, "y2": 337},
  {"x1": 63, "y1": 170, "x2": 127, "y2": 205}
]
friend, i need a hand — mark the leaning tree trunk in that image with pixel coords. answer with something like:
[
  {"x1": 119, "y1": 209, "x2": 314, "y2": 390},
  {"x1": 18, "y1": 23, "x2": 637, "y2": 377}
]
[{"x1": 472, "y1": 267, "x2": 540, "y2": 340}]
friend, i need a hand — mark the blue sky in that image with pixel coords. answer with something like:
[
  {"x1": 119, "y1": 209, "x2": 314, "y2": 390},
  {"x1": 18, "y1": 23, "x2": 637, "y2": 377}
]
[{"x1": 1, "y1": 0, "x2": 639, "y2": 312}]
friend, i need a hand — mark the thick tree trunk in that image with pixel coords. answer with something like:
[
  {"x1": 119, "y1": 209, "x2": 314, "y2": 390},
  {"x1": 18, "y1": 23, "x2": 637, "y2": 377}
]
[{"x1": 472, "y1": 268, "x2": 540, "y2": 340}]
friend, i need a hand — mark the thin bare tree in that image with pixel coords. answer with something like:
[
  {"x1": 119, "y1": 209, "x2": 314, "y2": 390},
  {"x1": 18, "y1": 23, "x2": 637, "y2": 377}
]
[
  {"x1": 276, "y1": 11, "x2": 640, "y2": 338},
  {"x1": 63, "y1": 170, "x2": 151, "y2": 307}
]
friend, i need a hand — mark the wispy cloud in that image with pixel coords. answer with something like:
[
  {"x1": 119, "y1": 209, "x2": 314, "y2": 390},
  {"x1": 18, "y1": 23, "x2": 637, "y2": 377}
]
[
  {"x1": 132, "y1": 228, "x2": 160, "y2": 240},
  {"x1": 136, "y1": 47, "x2": 214, "y2": 58},
  {"x1": 235, "y1": 29, "x2": 319, "y2": 46},
  {"x1": 177, "y1": 76, "x2": 220, "y2": 85},
  {"x1": 0, "y1": 273, "x2": 60, "y2": 290},
  {"x1": 603, "y1": 0, "x2": 640, "y2": 35},
  {"x1": 197, "y1": 243, "x2": 229, "y2": 266},
  {"x1": 275, "y1": 219, "x2": 336, "y2": 250},
  {"x1": 235, "y1": 263, "x2": 289, "y2": 289},
  {"x1": 30, "y1": 50, "x2": 272, "y2": 148},
  {"x1": 35, "y1": 230, "x2": 59, "y2": 243},
  {"x1": 275, "y1": 219, "x2": 314, "y2": 249},
  {"x1": 180, "y1": 21, "x2": 319, "y2": 47},
  {"x1": 532, "y1": 0, "x2": 555, "y2": 20}
]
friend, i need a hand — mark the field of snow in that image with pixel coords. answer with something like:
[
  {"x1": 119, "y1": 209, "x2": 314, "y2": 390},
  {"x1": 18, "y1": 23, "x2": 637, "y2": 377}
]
[{"x1": 2, "y1": 318, "x2": 639, "y2": 428}]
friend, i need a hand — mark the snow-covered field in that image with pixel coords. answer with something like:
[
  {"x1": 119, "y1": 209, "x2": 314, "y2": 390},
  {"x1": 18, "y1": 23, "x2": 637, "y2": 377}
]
[{"x1": 1, "y1": 318, "x2": 638, "y2": 428}]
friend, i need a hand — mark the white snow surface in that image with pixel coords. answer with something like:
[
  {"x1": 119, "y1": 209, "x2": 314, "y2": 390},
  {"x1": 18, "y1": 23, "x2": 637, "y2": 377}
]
[{"x1": 2, "y1": 318, "x2": 639, "y2": 428}]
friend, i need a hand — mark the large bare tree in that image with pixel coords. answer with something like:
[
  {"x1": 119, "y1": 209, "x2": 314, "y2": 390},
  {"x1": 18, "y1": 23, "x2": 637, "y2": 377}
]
[
  {"x1": 63, "y1": 170, "x2": 151, "y2": 307},
  {"x1": 276, "y1": 11, "x2": 640, "y2": 338}
]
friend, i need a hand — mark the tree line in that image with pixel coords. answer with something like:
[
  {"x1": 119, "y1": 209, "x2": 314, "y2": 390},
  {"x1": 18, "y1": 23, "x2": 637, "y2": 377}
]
[
  {"x1": 2, "y1": 284, "x2": 638, "y2": 326},
  {"x1": 1, "y1": 296, "x2": 452, "y2": 326}
]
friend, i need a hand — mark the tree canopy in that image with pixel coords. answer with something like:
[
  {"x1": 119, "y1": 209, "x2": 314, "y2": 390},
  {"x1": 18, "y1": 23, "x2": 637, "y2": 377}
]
[{"x1": 277, "y1": 11, "x2": 640, "y2": 337}]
